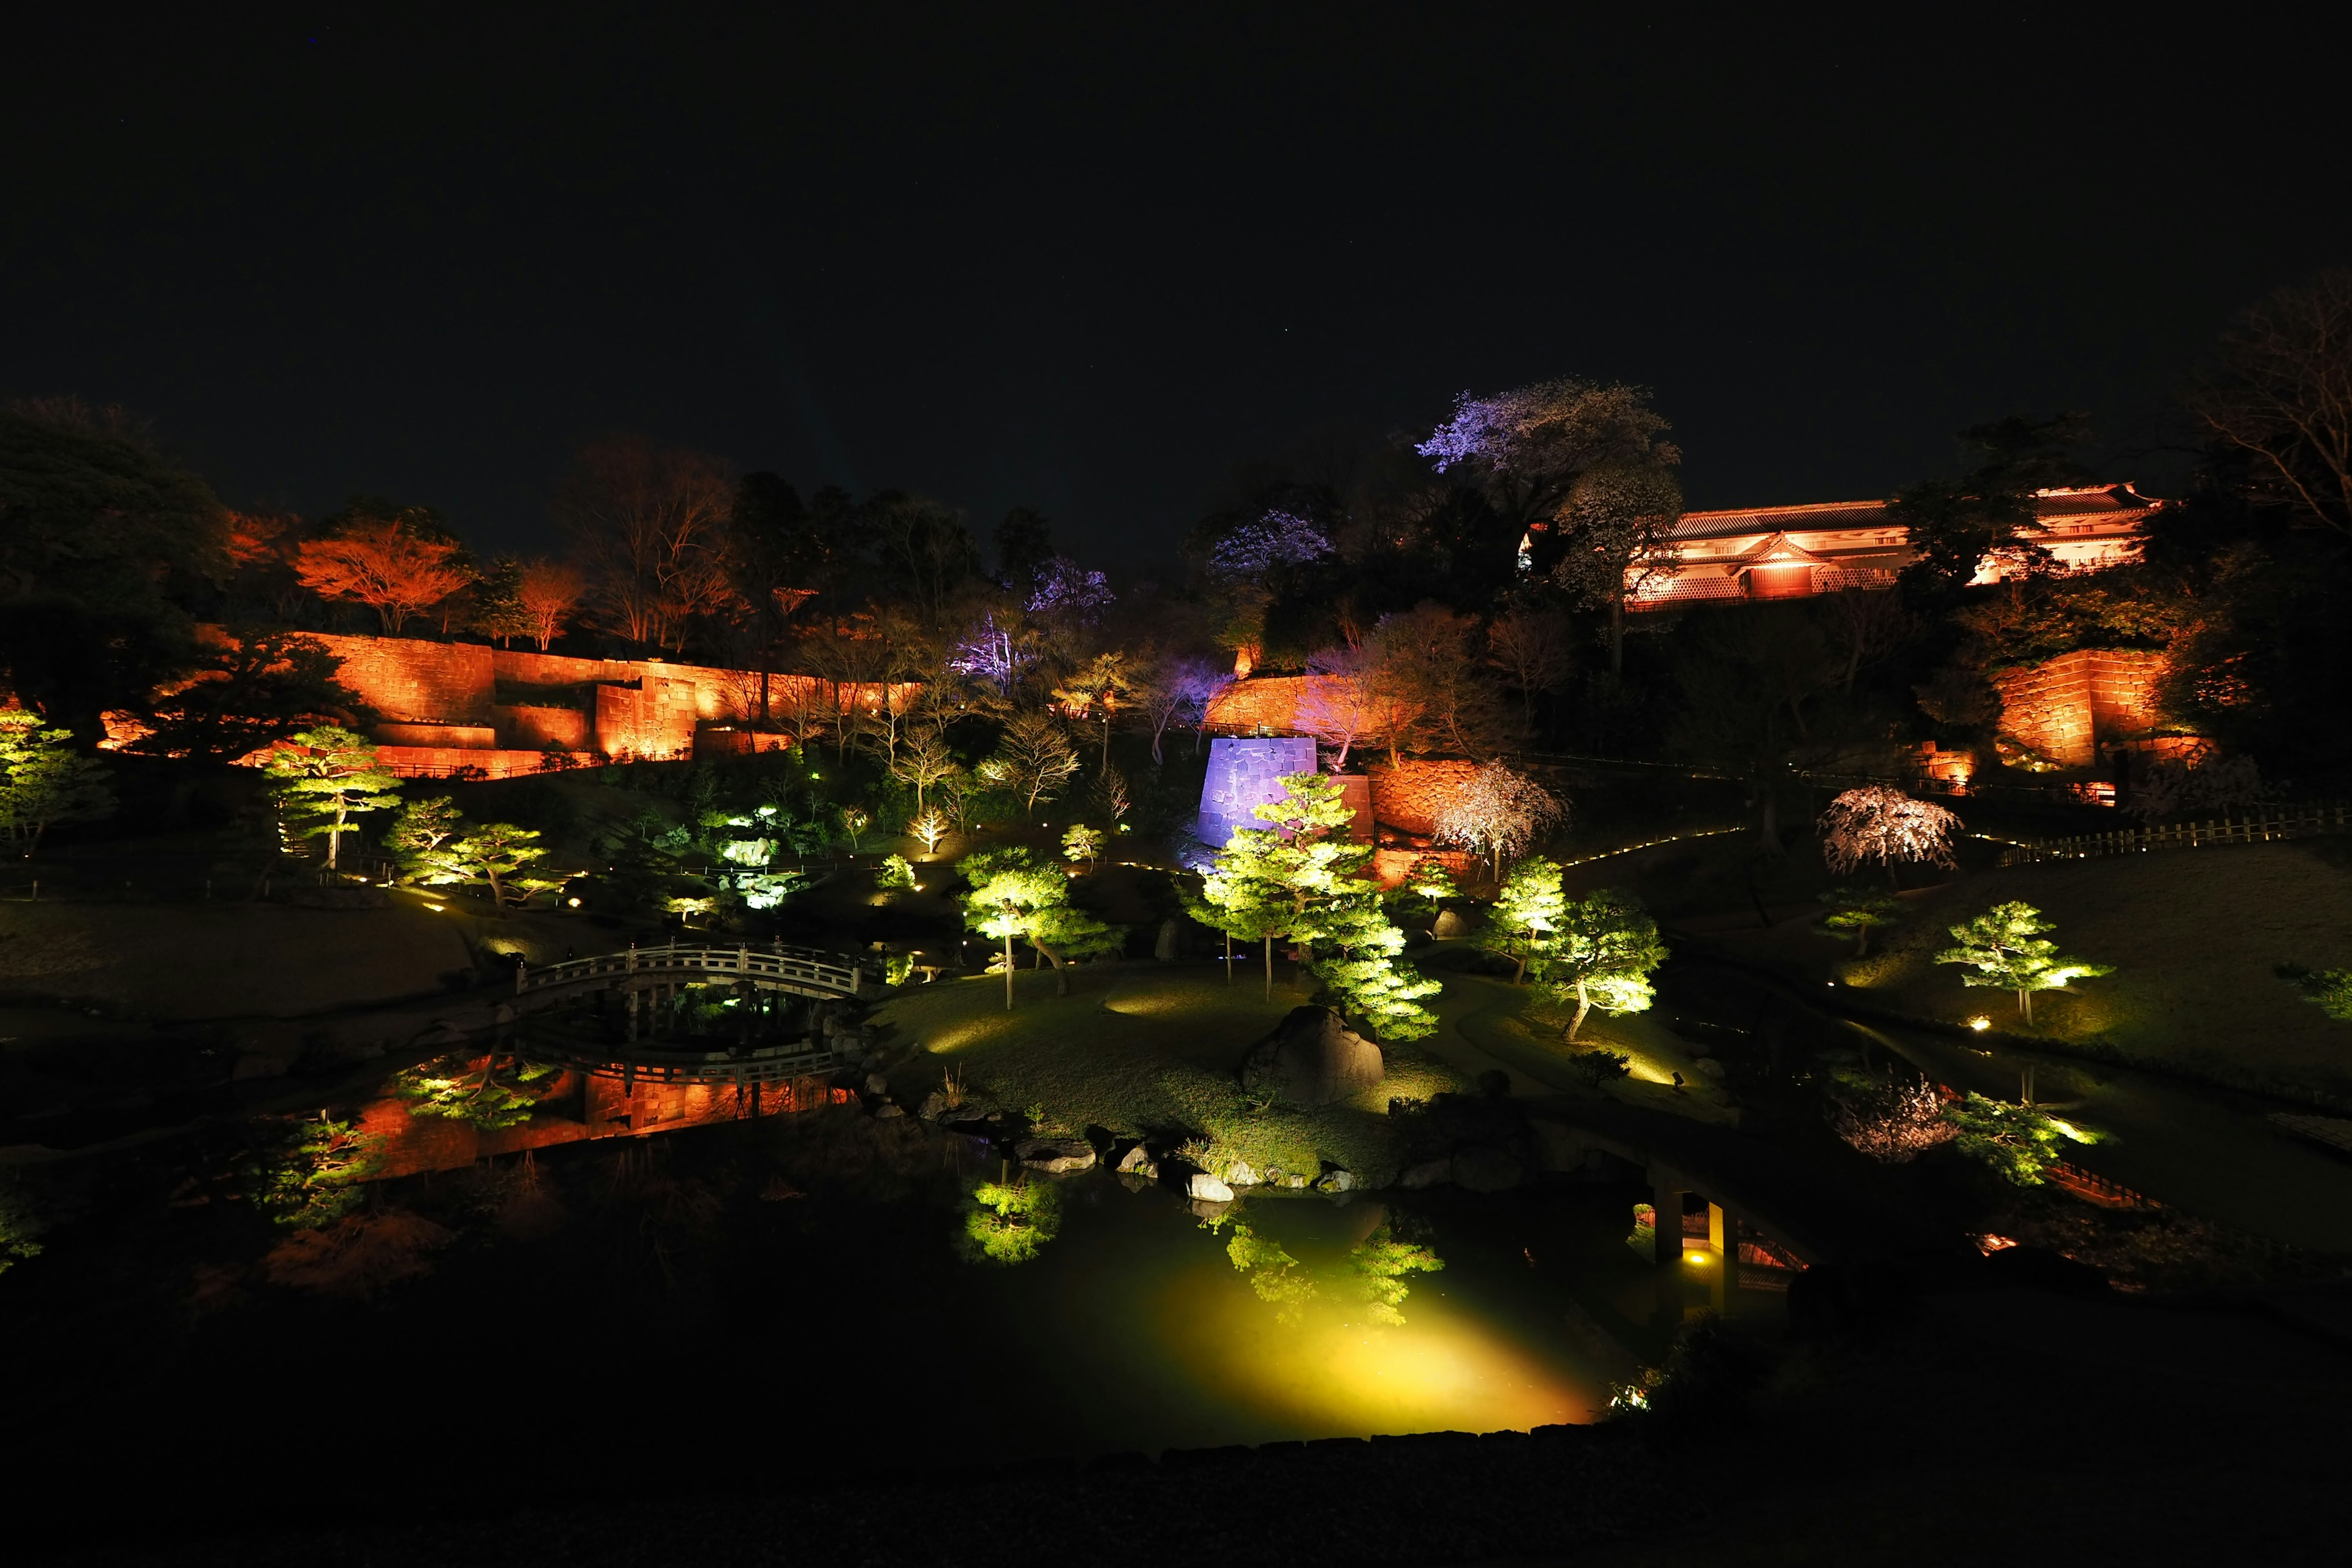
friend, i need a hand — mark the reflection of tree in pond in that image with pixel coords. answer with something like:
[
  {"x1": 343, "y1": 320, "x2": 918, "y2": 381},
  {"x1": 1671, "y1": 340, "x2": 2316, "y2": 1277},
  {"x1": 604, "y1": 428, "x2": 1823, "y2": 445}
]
[
  {"x1": 964, "y1": 1178, "x2": 1061, "y2": 1265},
  {"x1": 396, "y1": 1050, "x2": 558, "y2": 1129},
  {"x1": 244, "y1": 1115, "x2": 386, "y2": 1228},
  {"x1": 1222, "y1": 1216, "x2": 1446, "y2": 1327},
  {"x1": 1226, "y1": 1224, "x2": 1317, "y2": 1323},
  {"x1": 0, "y1": 1175, "x2": 45, "y2": 1276},
  {"x1": 1349, "y1": 1224, "x2": 1444, "y2": 1325}
]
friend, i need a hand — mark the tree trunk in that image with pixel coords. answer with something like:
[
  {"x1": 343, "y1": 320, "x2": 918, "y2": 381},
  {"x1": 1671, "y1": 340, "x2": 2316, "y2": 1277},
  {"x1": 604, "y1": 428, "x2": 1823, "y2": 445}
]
[
  {"x1": 1513, "y1": 944, "x2": 1528, "y2": 986},
  {"x1": 1608, "y1": 592, "x2": 1626, "y2": 677},
  {"x1": 1033, "y1": 940, "x2": 1072, "y2": 997},
  {"x1": 1264, "y1": 935, "x2": 1274, "y2": 1003},
  {"x1": 1569, "y1": 978, "x2": 1591, "y2": 1042},
  {"x1": 1224, "y1": 930, "x2": 1232, "y2": 984},
  {"x1": 1003, "y1": 932, "x2": 1015, "y2": 1011},
  {"x1": 2020, "y1": 987, "x2": 2032, "y2": 1027}
]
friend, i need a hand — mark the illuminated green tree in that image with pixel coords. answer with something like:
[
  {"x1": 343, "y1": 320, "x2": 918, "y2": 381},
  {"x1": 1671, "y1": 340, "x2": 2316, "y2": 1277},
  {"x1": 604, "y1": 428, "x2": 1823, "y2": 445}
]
[
  {"x1": 963, "y1": 1177, "x2": 1061, "y2": 1264},
  {"x1": 246, "y1": 1115, "x2": 386, "y2": 1228},
  {"x1": 418, "y1": 821, "x2": 560, "y2": 914},
  {"x1": 0, "y1": 709, "x2": 115, "y2": 858},
  {"x1": 398, "y1": 1050, "x2": 559, "y2": 1130},
  {"x1": 0, "y1": 1177, "x2": 43, "y2": 1276},
  {"x1": 1482, "y1": 855, "x2": 1567, "y2": 982},
  {"x1": 264, "y1": 725, "x2": 401, "y2": 871},
  {"x1": 1935, "y1": 901, "x2": 2110, "y2": 1027},
  {"x1": 1942, "y1": 1091, "x2": 2098, "y2": 1185},
  {"x1": 1817, "y1": 885, "x2": 1904, "y2": 958},
  {"x1": 383, "y1": 795, "x2": 462, "y2": 884},
  {"x1": 957, "y1": 846, "x2": 1120, "y2": 1006},
  {"x1": 1540, "y1": 889, "x2": 1667, "y2": 1042},
  {"x1": 1061, "y1": 823, "x2": 1104, "y2": 869},
  {"x1": 1196, "y1": 773, "x2": 1437, "y2": 1039}
]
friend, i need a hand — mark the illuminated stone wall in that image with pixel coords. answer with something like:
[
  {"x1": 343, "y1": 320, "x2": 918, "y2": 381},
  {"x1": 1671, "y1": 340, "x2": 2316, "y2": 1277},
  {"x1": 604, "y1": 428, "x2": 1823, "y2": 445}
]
[
  {"x1": 212, "y1": 630, "x2": 910, "y2": 761},
  {"x1": 1364, "y1": 759, "x2": 1483, "y2": 837},
  {"x1": 1198, "y1": 736, "x2": 1320, "y2": 846},
  {"x1": 1991, "y1": 648, "x2": 2169, "y2": 767},
  {"x1": 1203, "y1": 675, "x2": 1321, "y2": 734}
]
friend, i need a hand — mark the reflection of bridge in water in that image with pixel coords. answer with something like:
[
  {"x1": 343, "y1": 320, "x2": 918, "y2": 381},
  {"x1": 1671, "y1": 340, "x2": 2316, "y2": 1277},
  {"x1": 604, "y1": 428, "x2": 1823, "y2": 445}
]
[{"x1": 509, "y1": 942, "x2": 877, "y2": 1091}]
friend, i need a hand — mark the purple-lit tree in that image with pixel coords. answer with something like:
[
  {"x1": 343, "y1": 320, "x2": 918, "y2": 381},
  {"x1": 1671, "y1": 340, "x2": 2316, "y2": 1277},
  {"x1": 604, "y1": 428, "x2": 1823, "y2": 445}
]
[
  {"x1": 1417, "y1": 379, "x2": 1679, "y2": 554},
  {"x1": 1025, "y1": 556, "x2": 1115, "y2": 623},
  {"x1": 1133, "y1": 653, "x2": 1231, "y2": 764},
  {"x1": 1204, "y1": 508, "x2": 1334, "y2": 673}
]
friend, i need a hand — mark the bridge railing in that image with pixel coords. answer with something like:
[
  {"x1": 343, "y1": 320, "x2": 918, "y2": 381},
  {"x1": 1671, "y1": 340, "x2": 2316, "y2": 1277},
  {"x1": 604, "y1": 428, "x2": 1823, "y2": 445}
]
[
  {"x1": 1992, "y1": 802, "x2": 2352, "y2": 865},
  {"x1": 517, "y1": 943, "x2": 863, "y2": 997}
]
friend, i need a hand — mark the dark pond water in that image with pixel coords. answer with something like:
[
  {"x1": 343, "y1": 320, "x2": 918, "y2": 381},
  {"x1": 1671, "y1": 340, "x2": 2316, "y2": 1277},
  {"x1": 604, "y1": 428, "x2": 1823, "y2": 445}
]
[{"x1": 3, "y1": 1102, "x2": 1719, "y2": 1535}]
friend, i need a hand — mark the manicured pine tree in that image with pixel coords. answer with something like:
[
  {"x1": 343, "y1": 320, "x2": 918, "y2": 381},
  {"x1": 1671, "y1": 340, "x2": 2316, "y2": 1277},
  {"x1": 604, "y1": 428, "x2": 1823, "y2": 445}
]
[
  {"x1": 1934, "y1": 900, "x2": 2109, "y2": 1027},
  {"x1": 1197, "y1": 772, "x2": 1438, "y2": 1039},
  {"x1": 419, "y1": 821, "x2": 560, "y2": 914},
  {"x1": 0, "y1": 710, "x2": 115, "y2": 858},
  {"x1": 1482, "y1": 855, "x2": 1568, "y2": 983},
  {"x1": 383, "y1": 795, "x2": 462, "y2": 884},
  {"x1": 263, "y1": 725, "x2": 401, "y2": 871},
  {"x1": 957, "y1": 846, "x2": 1120, "y2": 1007},
  {"x1": 1061, "y1": 823, "x2": 1104, "y2": 870},
  {"x1": 1541, "y1": 889, "x2": 1667, "y2": 1042},
  {"x1": 1817, "y1": 885, "x2": 1905, "y2": 957}
]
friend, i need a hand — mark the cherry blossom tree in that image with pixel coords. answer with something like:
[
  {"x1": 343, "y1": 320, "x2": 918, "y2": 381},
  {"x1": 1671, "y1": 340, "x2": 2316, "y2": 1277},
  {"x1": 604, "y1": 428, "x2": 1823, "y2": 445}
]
[
  {"x1": 1817, "y1": 786, "x2": 1961, "y2": 889},
  {"x1": 1830, "y1": 1079, "x2": 1956, "y2": 1164},
  {"x1": 1430, "y1": 761, "x2": 1564, "y2": 880}
]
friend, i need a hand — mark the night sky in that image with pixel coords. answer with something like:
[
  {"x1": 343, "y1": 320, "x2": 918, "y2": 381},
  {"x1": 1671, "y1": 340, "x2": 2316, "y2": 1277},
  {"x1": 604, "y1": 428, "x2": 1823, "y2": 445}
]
[{"x1": 7, "y1": 9, "x2": 2346, "y2": 571}]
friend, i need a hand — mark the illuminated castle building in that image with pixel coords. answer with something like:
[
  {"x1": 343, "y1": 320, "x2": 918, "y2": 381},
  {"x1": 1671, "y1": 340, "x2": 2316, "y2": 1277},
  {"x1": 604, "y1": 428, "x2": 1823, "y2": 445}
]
[{"x1": 1616, "y1": 484, "x2": 2160, "y2": 609}]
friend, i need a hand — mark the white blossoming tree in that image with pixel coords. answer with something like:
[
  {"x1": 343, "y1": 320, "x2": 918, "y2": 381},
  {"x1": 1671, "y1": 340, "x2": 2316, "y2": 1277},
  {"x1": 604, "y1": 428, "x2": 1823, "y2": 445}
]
[
  {"x1": 1817, "y1": 785, "x2": 1961, "y2": 890},
  {"x1": 1430, "y1": 760, "x2": 1565, "y2": 881}
]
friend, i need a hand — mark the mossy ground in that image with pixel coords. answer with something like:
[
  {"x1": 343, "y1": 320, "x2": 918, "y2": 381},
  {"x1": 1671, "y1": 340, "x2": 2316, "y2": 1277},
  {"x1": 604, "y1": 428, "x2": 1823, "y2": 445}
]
[
  {"x1": 1707, "y1": 839, "x2": 2352, "y2": 1102},
  {"x1": 869, "y1": 962, "x2": 1467, "y2": 1185}
]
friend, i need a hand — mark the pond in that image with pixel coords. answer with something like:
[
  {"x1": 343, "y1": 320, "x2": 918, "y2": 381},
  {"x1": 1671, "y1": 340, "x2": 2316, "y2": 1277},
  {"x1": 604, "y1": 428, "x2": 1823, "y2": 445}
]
[{"x1": 2, "y1": 1104, "x2": 1706, "y2": 1521}]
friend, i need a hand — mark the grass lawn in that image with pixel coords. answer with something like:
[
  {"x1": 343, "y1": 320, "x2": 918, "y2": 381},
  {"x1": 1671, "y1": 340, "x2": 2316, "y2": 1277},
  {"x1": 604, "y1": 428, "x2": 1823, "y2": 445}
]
[
  {"x1": 869, "y1": 961, "x2": 1467, "y2": 1186},
  {"x1": 1709, "y1": 839, "x2": 2352, "y2": 1104}
]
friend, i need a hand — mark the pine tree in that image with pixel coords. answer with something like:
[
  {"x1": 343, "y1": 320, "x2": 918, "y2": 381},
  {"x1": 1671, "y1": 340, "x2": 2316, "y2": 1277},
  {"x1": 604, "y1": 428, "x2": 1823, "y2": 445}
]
[
  {"x1": 1540, "y1": 889, "x2": 1667, "y2": 1042},
  {"x1": 957, "y1": 846, "x2": 1121, "y2": 1006},
  {"x1": 1482, "y1": 856, "x2": 1567, "y2": 982},
  {"x1": 1817, "y1": 885, "x2": 1905, "y2": 957},
  {"x1": 1934, "y1": 901, "x2": 2109, "y2": 1027},
  {"x1": 383, "y1": 795, "x2": 463, "y2": 884},
  {"x1": 1196, "y1": 772, "x2": 1438, "y2": 1039},
  {"x1": 0, "y1": 710, "x2": 115, "y2": 858},
  {"x1": 263, "y1": 725, "x2": 401, "y2": 871},
  {"x1": 418, "y1": 821, "x2": 560, "y2": 914}
]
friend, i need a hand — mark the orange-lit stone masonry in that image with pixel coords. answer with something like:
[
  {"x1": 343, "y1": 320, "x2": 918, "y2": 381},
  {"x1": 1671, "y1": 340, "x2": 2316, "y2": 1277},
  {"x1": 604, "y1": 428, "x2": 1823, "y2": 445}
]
[
  {"x1": 200, "y1": 629, "x2": 917, "y2": 766},
  {"x1": 1990, "y1": 648, "x2": 2169, "y2": 768},
  {"x1": 356, "y1": 1066, "x2": 851, "y2": 1179}
]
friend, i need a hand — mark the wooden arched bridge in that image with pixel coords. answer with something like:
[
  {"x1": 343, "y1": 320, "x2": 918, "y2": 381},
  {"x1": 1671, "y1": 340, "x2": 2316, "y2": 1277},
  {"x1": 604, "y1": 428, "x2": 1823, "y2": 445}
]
[{"x1": 505, "y1": 942, "x2": 880, "y2": 1087}]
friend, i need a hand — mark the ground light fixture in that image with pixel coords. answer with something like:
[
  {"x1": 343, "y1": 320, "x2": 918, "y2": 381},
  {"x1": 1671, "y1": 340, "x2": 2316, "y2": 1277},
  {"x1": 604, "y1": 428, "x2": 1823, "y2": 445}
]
[{"x1": 1969, "y1": 1016, "x2": 1992, "y2": 1031}]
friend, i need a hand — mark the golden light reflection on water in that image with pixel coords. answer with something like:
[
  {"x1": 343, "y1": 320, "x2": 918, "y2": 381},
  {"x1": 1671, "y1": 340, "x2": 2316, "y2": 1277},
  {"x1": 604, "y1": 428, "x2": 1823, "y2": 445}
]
[{"x1": 1142, "y1": 1223, "x2": 1602, "y2": 1438}]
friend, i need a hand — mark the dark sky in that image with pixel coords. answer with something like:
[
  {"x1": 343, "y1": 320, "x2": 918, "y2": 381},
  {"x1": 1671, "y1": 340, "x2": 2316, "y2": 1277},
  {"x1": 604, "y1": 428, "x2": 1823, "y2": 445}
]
[{"x1": 6, "y1": 8, "x2": 2346, "y2": 571}]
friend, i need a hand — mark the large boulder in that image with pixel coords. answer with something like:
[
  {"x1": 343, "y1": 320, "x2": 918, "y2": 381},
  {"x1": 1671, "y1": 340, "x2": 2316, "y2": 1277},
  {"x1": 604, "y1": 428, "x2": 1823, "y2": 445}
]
[
  {"x1": 1239, "y1": 1006, "x2": 1384, "y2": 1107},
  {"x1": 1187, "y1": 1172, "x2": 1235, "y2": 1204},
  {"x1": 1016, "y1": 1137, "x2": 1097, "y2": 1174}
]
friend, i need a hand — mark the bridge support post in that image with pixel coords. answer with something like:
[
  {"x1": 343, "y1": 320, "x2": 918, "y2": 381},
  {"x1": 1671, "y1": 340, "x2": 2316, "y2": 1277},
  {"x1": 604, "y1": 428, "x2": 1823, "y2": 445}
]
[
  {"x1": 1708, "y1": 1202, "x2": 1737, "y2": 1314},
  {"x1": 1651, "y1": 1180, "x2": 1686, "y2": 1269},
  {"x1": 627, "y1": 987, "x2": 641, "y2": 1042}
]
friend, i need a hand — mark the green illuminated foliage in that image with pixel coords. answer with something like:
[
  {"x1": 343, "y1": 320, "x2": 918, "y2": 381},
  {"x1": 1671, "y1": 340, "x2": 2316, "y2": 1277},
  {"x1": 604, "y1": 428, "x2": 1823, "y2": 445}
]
[
  {"x1": 397, "y1": 1050, "x2": 559, "y2": 1130},
  {"x1": 0, "y1": 709, "x2": 115, "y2": 859},
  {"x1": 263, "y1": 725, "x2": 401, "y2": 871},
  {"x1": 246, "y1": 1115, "x2": 386, "y2": 1229},
  {"x1": 1226, "y1": 1223, "x2": 1317, "y2": 1322},
  {"x1": 1195, "y1": 772, "x2": 1438, "y2": 1039},
  {"x1": 1942, "y1": 1091, "x2": 2098, "y2": 1186},
  {"x1": 963, "y1": 1178, "x2": 1061, "y2": 1265},
  {"x1": 0, "y1": 1177, "x2": 43, "y2": 1276},
  {"x1": 1481, "y1": 856, "x2": 1567, "y2": 982},
  {"x1": 1349, "y1": 1225, "x2": 1444, "y2": 1326},
  {"x1": 383, "y1": 794, "x2": 462, "y2": 884},
  {"x1": 417, "y1": 820, "x2": 561, "y2": 913},
  {"x1": 957, "y1": 846, "x2": 1122, "y2": 1005},
  {"x1": 1935, "y1": 901, "x2": 2110, "y2": 1027},
  {"x1": 1061, "y1": 823, "x2": 1104, "y2": 869},
  {"x1": 1536, "y1": 890, "x2": 1667, "y2": 1042},
  {"x1": 1817, "y1": 885, "x2": 1904, "y2": 957},
  {"x1": 876, "y1": 853, "x2": 917, "y2": 889}
]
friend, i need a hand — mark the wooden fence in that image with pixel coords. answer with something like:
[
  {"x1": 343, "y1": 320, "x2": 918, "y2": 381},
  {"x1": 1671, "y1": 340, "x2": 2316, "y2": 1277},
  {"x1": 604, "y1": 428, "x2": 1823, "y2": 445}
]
[{"x1": 1994, "y1": 803, "x2": 2352, "y2": 865}]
